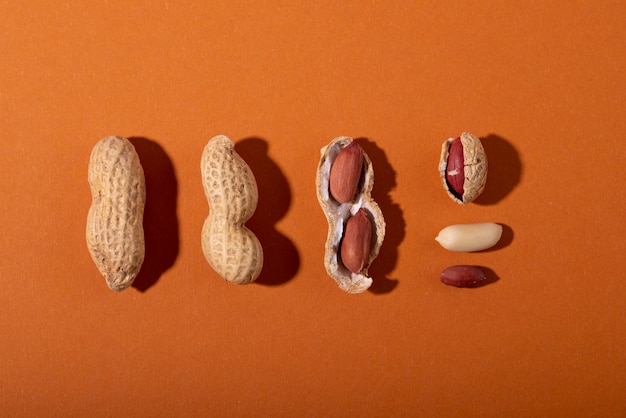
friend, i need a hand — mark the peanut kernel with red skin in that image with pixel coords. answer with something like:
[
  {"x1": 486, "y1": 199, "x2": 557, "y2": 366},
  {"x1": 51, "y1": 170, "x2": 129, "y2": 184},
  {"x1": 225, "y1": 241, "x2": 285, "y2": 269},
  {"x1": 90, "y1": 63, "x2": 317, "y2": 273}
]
[
  {"x1": 329, "y1": 141, "x2": 364, "y2": 203},
  {"x1": 446, "y1": 137, "x2": 465, "y2": 198},
  {"x1": 340, "y1": 208, "x2": 372, "y2": 274},
  {"x1": 440, "y1": 265, "x2": 486, "y2": 288}
]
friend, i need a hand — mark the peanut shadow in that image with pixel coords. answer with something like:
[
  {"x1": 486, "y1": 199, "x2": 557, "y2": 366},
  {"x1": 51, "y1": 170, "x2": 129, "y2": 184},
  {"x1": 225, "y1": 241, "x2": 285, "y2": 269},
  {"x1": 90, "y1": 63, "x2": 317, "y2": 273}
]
[
  {"x1": 479, "y1": 223, "x2": 514, "y2": 252},
  {"x1": 474, "y1": 134, "x2": 522, "y2": 205},
  {"x1": 463, "y1": 266, "x2": 500, "y2": 288},
  {"x1": 236, "y1": 137, "x2": 300, "y2": 285},
  {"x1": 357, "y1": 138, "x2": 405, "y2": 294},
  {"x1": 128, "y1": 137, "x2": 179, "y2": 292},
  {"x1": 478, "y1": 266, "x2": 500, "y2": 287}
]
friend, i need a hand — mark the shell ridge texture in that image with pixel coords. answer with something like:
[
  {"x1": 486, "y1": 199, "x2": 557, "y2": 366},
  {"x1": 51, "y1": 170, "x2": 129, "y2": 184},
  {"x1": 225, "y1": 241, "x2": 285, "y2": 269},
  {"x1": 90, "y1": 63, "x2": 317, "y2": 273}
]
[
  {"x1": 86, "y1": 136, "x2": 145, "y2": 292},
  {"x1": 201, "y1": 135, "x2": 263, "y2": 284}
]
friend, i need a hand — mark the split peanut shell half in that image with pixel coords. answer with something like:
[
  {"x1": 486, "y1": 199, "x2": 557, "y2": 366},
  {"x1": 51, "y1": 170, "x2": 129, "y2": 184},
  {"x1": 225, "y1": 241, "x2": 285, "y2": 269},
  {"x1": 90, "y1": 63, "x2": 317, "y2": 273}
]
[{"x1": 439, "y1": 132, "x2": 488, "y2": 204}]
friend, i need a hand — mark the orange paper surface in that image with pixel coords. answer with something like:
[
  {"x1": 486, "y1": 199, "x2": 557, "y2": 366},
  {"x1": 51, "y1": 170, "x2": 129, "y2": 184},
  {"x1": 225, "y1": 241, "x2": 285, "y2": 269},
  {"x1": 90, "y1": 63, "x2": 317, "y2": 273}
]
[{"x1": 1, "y1": 1, "x2": 625, "y2": 416}]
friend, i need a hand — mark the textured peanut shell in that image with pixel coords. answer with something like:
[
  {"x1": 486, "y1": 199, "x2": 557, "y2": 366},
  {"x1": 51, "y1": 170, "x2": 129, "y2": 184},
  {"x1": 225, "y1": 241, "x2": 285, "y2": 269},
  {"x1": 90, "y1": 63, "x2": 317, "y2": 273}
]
[
  {"x1": 316, "y1": 137, "x2": 386, "y2": 294},
  {"x1": 439, "y1": 132, "x2": 488, "y2": 204},
  {"x1": 86, "y1": 136, "x2": 146, "y2": 292},
  {"x1": 201, "y1": 135, "x2": 263, "y2": 284}
]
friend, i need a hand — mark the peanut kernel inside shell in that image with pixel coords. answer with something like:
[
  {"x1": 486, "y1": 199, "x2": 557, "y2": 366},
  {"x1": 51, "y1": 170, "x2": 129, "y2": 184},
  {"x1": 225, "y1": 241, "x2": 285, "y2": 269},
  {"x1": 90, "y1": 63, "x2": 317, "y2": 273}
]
[
  {"x1": 445, "y1": 137, "x2": 465, "y2": 200},
  {"x1": 339, "y1": 208, "x2": 372, "y2": 274},
  {"x1": 329, "y1": 141, "x2": 364, "y2": 203}
]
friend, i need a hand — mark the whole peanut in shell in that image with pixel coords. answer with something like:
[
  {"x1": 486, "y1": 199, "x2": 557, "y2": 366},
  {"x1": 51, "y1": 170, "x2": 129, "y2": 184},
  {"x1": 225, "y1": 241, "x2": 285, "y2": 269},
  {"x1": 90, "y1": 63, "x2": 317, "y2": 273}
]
[
  {"x1": 201, "y1": 135, "x2": 263, "y2": 284},
  {"x1": 86, "y1": 136, "x2": 146, "y2": 292}
]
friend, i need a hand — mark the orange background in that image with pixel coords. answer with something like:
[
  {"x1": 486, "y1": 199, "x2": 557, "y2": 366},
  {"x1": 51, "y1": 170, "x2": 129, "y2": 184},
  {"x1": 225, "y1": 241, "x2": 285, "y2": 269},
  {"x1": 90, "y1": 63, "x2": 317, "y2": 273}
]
[{"x1": 1, "y1": 1, "x2": 625, "y2": 416}]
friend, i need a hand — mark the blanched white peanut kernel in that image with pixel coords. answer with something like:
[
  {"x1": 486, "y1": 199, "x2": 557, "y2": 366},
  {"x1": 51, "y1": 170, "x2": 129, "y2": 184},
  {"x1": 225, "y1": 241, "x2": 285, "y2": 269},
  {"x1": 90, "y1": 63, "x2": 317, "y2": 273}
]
[{"x1": 435, "y1": 223, "x2": 502, "y2": 252}]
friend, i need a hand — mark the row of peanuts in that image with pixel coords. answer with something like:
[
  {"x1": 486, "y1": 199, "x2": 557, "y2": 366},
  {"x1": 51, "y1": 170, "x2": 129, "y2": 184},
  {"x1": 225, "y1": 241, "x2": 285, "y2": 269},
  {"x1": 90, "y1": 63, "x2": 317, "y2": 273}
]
[{"x1": 86, "y1": 133, "x2": 502, "y2": 293}]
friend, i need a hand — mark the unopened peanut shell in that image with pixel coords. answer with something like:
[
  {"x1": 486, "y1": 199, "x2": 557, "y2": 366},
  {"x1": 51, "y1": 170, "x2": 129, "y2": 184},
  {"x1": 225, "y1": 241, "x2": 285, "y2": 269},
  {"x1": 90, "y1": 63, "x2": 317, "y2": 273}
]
[
  {"x1": 86, "y1": 135, "x2": 146, "y2": 292},
  {"x1": 201, "y1": 135, "x2": 263, "y2": 284}
]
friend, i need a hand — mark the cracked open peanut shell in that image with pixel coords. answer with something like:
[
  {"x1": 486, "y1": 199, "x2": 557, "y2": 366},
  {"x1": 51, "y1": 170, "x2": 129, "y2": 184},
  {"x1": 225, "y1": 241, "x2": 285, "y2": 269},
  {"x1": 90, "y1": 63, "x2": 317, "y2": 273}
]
[
  {"x1": 439, "y1": 132, "x2": 488, "y2": 204},
  {"x1": 316, "y1": 137, "x2": 386, "y2": 294}
]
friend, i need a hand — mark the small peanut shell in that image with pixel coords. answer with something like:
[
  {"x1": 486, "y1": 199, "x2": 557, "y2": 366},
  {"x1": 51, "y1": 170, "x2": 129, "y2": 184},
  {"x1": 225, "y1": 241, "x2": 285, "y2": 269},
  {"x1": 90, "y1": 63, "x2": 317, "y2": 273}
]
[
  {"x1": 201, "y1": 135, "x2": 263, "y2": 284},
  {"x1": 316, "y1": 137, "x2": 386, "y2": 294},
  {"x1": 86, "y1": 136, "x2": 146, "y2": 291},
  {"x1": 439, "y1": 132, "x2": 487, "y2": 204}
]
